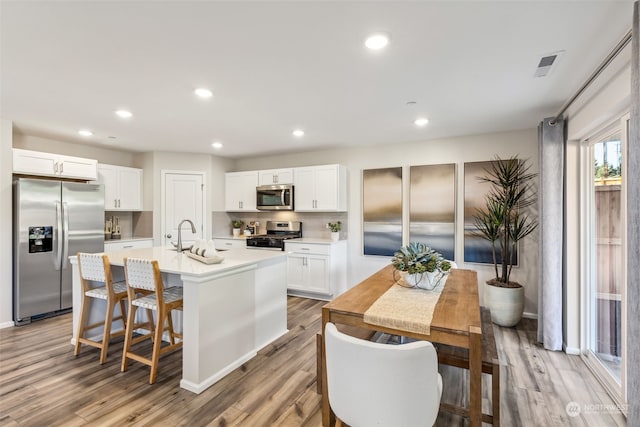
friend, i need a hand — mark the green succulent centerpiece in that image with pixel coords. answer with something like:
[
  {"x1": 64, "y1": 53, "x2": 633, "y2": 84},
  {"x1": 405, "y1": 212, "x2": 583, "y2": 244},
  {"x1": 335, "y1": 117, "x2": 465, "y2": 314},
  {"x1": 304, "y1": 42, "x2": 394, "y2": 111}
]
[{"x1": 391, "y1": 242, "x2": 452, "y2": 290}]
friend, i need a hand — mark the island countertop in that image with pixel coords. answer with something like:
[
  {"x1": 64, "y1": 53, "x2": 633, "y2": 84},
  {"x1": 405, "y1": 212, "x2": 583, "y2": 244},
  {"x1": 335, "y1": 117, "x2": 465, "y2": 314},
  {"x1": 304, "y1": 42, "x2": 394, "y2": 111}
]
[{"x1": 97, "y1": 246, "x2": 287, "y2": 276}]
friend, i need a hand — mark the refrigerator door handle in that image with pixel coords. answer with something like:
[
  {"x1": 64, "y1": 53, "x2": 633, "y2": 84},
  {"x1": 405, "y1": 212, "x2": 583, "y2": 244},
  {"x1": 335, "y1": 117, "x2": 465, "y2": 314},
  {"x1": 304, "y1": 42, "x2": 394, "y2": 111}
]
[
  {"x1": 54, "y1": 201, "x2": 62, "y2": 270},
  {"x1": 62, "y1": 202, "x2": 70, "y2": 269}
]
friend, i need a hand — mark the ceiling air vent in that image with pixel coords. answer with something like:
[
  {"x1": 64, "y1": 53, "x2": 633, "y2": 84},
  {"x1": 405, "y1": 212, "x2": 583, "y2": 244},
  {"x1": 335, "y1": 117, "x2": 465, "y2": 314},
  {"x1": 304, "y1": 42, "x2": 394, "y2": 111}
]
[{"x1": 534, "y1": 51, "x2": 564, "y2": 78}]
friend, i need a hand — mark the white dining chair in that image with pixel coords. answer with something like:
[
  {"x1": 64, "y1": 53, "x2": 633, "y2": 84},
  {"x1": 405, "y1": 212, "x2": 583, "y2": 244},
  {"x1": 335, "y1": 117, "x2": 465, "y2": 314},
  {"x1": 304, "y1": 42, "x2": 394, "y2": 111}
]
[{"x1": 324, "y1": 322, "x2": 443, "y2": 427}]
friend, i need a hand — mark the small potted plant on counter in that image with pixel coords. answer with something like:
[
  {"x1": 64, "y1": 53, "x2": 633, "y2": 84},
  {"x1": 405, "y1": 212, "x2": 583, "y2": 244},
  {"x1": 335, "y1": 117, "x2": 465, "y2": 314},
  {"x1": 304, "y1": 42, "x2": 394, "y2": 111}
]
[
  {"x1": 231, "y1": 220, "x2": 243, "y2": 238},
  {"x1": 327, "y1": 221, "x2": 341, "y2": 241},
  {"x1": 391, "y1": 242, "x2": 452, "y2": 290}
]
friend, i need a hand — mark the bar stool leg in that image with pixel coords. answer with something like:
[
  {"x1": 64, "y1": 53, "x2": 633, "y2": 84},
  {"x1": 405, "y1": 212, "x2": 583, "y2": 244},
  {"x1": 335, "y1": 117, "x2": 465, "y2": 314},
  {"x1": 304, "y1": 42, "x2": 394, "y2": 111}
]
[
  {"x1": 149, "y1": 306, "x2": 166, "y2": 384},
  {"x1": 74, "y1": 294, "x2": 90, "y2": 357},
  {"x1": 121, "y1": 303, "x2": 138, "y2": 372}
]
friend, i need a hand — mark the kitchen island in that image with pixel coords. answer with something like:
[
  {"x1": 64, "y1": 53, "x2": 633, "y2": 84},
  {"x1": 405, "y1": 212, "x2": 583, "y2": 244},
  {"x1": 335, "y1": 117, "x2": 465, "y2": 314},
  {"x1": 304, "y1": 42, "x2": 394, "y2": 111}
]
[{"x1": 70, "y1": 246, "x2": 288, "y2": 394}]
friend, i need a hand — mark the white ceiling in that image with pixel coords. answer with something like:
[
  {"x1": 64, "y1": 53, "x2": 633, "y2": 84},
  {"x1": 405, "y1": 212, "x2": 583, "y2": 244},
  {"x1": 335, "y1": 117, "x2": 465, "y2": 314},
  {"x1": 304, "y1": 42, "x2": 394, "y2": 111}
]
[{"x1": 0, "y1": 1, "x2": 634, "y2": 159}]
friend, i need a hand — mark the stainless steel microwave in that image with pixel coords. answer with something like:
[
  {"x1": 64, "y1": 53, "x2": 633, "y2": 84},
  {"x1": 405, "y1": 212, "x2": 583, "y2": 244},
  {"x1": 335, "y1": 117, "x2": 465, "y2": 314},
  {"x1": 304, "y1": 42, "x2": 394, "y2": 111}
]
[{"x1": 256, "y1": 184, "x2": 294, "y2": 211}]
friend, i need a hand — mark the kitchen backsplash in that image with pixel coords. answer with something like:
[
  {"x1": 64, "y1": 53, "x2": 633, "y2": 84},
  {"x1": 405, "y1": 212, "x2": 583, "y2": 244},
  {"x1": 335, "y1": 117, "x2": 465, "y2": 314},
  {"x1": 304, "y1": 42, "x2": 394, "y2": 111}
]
[
  {"x1": 212, "y1": 211, "x2": 348, "y2": 240},
  {"x1": 104, "y1": 211, "x2": 153, "y2": 240}
]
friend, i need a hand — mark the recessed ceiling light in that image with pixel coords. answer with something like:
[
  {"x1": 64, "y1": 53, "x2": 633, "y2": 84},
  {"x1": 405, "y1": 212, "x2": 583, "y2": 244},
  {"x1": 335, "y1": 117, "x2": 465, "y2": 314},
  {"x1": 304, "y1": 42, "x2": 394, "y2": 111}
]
[
  {"x1": 195, "y1": 88, "x2": 213, "y2": 98},
  {"x1": 292, "y1": 129, "x2": 305, "y2": 138},
  {"x1": 365, "y1": 32, "x2": 390, "y2": 50},
  {"x1": 211, "y1": 141, "x2": 223, "y2": 149},
  {"x1": 115, "y1": 109, "x2": 132, "y2": 119},
  {"x1": 78, "y1": 129, "x2": 93, "y2": 137},
  {"x1": 414, "y1": 117, "x2": 429, "y2": 127}
]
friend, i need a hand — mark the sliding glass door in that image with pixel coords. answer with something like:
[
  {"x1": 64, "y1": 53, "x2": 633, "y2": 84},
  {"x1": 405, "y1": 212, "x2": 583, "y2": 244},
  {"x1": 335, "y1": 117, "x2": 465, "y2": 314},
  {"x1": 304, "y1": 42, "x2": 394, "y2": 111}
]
[{"x1": 582, "y1": 114, "x2": 628, "y2": 408}]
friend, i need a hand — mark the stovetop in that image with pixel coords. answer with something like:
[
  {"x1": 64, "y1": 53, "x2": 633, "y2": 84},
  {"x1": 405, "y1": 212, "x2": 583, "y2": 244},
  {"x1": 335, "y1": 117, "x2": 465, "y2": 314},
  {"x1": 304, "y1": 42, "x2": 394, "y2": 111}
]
[{"x1": 246, "y1": 221, "x2": 302, "y2": 250}]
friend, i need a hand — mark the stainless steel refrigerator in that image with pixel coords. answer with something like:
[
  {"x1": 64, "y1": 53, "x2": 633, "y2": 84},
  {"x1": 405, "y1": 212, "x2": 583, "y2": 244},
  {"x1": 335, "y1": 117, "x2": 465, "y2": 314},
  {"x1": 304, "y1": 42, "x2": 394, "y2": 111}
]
[{"x1": 13, "y1": 178, "x2": 104, "y2": 325}]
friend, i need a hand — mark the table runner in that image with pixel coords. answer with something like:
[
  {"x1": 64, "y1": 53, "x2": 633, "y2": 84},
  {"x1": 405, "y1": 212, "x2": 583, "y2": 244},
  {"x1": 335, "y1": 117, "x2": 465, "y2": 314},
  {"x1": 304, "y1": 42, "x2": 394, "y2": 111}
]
[{"x1": 363, "y1": 276, "x2": 447, "y2": 335}]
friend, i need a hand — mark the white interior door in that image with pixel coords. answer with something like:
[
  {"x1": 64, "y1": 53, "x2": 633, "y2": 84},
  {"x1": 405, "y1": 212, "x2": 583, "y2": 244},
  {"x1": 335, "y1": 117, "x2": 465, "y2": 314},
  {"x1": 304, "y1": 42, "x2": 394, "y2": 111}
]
[{"x1": 162, "y1": 172, "x2": 205, "y2": 247}]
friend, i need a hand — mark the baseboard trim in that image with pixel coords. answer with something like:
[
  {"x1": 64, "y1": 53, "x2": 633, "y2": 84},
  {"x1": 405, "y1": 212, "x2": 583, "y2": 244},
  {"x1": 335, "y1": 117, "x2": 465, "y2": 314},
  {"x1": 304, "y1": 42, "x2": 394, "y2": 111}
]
[{"x1": 0, "y1": 321, "x2": 15, "y2": 329}]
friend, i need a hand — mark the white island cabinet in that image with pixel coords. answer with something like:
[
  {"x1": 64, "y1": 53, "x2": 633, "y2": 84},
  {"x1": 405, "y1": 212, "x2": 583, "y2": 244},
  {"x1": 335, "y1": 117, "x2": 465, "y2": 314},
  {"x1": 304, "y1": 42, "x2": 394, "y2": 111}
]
[{"x1": 70, "y1": 246, "x2": 287, "y2": 394}]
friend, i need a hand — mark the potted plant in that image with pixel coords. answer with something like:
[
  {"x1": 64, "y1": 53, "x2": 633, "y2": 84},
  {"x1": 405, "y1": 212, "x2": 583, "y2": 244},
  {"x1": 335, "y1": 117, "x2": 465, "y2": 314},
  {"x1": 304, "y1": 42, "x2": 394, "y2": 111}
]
[
  {"x1": 472, "y1": 156, "x2": 538, "y2": 327},
  {"x1": 231, "y1": 219, "x2": 243, "y2": 237},
  {"x1": 327, "y1": 221, "x2": 341, "y2": 241},
  {"x1": 391, "y1": 242, "x2": 452, "y2": 290}
]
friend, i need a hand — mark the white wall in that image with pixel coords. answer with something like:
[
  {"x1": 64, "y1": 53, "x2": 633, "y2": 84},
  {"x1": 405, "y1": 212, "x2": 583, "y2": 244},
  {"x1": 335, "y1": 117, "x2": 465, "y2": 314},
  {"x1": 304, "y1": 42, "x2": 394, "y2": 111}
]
[
  {"x1": 0, "y1": 120, "x2": 14, "y2": 327},
  {"x1": 564, "y1": 44, "x2": 632, "y2": 352},
  {"x1": 236, "y1": 128, "x2": 540, "y2": 315}
]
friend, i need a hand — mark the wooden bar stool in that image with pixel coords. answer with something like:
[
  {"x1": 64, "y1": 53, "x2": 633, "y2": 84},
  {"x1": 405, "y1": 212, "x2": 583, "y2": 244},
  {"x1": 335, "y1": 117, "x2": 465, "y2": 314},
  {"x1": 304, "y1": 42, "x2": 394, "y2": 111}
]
[
  {"x1": 74, "y1": 252, "x2": 128, "y2": 364},
  {"x1": 121, "y1": 257, "x2": 183, "y2": 384}
]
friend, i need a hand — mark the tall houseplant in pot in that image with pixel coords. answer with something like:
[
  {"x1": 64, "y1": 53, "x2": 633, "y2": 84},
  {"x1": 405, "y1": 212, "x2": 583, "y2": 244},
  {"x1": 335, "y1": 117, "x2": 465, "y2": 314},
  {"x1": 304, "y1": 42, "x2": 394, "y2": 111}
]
[{"x1": 472, "y1": 156, "x2": 537, "y2": 327}]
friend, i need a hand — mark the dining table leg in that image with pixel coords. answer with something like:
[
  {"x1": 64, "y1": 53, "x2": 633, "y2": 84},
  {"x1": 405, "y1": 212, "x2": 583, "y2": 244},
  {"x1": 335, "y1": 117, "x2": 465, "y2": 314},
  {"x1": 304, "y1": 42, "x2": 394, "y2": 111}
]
[
  {"x1": 469, "y1": 325, "x2": 483, "y2": 427},
  {"x1": 321, "y1": 308, "x2": 331, "y2": 427}
]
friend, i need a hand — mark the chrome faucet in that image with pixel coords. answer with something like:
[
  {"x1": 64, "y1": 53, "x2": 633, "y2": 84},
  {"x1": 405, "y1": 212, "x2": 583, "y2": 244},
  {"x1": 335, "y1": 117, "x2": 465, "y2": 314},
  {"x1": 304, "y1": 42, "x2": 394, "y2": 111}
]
[{"x1": 177, "y1": 219, "x2": 196, "y2": 253}]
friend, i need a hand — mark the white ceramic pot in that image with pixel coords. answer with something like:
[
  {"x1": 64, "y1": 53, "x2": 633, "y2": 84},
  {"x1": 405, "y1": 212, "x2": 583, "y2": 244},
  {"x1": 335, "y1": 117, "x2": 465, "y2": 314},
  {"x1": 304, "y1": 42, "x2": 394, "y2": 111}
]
[
  {"x1": 402, "y1": 271, "x2": 442, "y2": 290},
  {"x1": 484, "y1": 282, "x2": 524, "y2": 327},
  {"x1": 331, "y1": 231, "x2": 339, "y2": 241},
  {"x1": 232, "y1": 228, "x2": 240, "y2": 238}
]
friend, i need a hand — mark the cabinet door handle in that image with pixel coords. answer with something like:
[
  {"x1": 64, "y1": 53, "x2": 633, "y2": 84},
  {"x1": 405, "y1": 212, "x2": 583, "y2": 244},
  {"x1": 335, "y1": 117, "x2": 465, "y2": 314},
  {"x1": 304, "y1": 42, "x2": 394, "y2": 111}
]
[
  {"x1": 60, "y1": 162, "x2": 64, "y2": 174},
  {"x1": 54, "y1": 162, "x2": 59, "y2": 174},
  {"x1": 301, "y1": 247, "x2": 310, "y2": 251},
  {"x1": 225, "y1": 242, "x2": 232, "y2": 246},
  {"x1": 123, "y1": 245, "x2": 133, "y2": 249},
  {"x1": 114, "y1": 199, "x2": 118, "y2": 208}
]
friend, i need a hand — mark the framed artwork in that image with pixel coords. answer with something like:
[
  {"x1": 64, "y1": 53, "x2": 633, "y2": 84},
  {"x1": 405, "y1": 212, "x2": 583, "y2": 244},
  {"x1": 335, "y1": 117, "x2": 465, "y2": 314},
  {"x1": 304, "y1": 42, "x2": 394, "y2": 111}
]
[
  {"x1": 463, "y1": 160, "x2": 517, "y2": 264},
  {"x1": 362, "y1": 167, "x2": 402, "y2": 256},
  {"x1": 409, "y1": 164, "x2": 456, "y2": 260}
]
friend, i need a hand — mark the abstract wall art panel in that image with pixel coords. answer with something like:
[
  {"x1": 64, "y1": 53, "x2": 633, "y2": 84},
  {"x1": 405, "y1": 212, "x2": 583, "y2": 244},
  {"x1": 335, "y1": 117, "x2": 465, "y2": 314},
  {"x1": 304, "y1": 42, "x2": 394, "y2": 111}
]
[
  {"x1": 464, "y1": 160, "x2": 517, "y2": 264},
  {"x1": 362, "y1": 167, "x2": 402, "y2": 256},
  {"x1": 409, "y1": 164, "x2": 456, "y2": 260}
]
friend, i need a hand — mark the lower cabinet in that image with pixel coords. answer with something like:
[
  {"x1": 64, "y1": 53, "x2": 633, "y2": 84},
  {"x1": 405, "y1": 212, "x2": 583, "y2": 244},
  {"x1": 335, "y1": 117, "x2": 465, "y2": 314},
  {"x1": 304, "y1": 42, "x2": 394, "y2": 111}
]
[
  {"x1": 104, "y1": 238, "x2": 153, "y2": 252},
  {"x1": 213, "y1": 238, "x2": 247, "y2": 250},
  {"x1": 285, "y1": 240, "x2": 347, "y2": 300}
]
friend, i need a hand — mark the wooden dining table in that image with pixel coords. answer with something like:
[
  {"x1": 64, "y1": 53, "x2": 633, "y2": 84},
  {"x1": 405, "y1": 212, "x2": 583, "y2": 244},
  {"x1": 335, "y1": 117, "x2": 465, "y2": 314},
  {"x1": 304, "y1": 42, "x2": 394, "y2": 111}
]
[{"x1": 320, "y1": 265, "x2": 483, "y2": 427}]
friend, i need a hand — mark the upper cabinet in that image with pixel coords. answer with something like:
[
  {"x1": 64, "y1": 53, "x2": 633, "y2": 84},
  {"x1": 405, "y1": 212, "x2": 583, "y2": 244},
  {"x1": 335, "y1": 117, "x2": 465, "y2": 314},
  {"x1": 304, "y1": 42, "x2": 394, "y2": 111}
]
[
  {"x1": 97, "y1": 164, "x2": 143, "y2": 211},
  {"x1": 258, "y1": 168, "x2": 293, "y2": 185},
  {"x1": 225, "y1": 171, "x2": 259, "y2": 211},
  {"x1": 13, "y1": 148, "x2": 98, "y2": 180},
  {"x1": 294, "y1": 164, "x2": 347, "y2": 212}
]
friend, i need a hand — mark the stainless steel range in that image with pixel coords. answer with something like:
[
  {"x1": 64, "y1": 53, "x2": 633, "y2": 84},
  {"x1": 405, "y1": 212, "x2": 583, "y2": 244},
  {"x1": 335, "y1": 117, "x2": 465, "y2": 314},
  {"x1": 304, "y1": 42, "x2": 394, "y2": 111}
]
[{"x1": 246, "y1": 221, "x2": 302, "y2": 251}]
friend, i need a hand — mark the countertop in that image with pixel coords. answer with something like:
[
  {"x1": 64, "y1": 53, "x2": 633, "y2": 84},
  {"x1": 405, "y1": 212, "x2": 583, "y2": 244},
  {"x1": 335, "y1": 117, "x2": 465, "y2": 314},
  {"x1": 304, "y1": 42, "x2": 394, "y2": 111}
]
[{"x1": 82, "y1": 246, "x2": 287, "y2": 277}]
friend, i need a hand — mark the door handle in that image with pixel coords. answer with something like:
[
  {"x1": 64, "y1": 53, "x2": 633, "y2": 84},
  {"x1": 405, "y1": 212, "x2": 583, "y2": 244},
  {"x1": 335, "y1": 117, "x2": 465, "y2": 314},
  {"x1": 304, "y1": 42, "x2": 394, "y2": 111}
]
[
  {"x1": 61, "y1": 202, "x2": 70, "y2": 269},
  {"x1": 166, "y1": 234, "x2": 172, "y2": 238},
  {"x1": 54, "y1": 202, "x2": 62, "y2": 270}
]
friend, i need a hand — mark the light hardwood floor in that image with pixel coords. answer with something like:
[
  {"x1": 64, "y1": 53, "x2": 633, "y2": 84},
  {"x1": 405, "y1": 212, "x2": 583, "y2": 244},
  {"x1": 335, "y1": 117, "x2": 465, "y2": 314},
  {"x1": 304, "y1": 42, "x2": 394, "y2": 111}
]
[{"x1": 0, "y1": 297, "x2": 626, "y2": 426}]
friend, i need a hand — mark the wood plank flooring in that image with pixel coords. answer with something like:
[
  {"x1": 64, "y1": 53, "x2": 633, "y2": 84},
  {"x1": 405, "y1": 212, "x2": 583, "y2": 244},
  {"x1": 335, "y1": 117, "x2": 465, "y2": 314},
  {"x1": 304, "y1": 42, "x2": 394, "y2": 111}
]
[{"x1": 0, "y1": 297, "x2": 627, "y2": 426}]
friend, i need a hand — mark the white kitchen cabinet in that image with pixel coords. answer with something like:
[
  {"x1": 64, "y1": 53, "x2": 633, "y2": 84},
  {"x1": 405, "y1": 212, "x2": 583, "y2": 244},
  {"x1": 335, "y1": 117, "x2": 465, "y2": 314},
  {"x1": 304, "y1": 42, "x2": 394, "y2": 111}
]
[
  {"x1": 225, "y1": 171, "x2": 259, "y2": 211},
  {"x1": 285, "y1": 240, "x2": 347, "y2": 300},
  {"x1": 258, "y1": 168, "x2": 293, "y2": 185},
  {"x1": 293, "y1": 164, "x2": 347, "y2": 212},
  {"x1": 213, "y1": 238, "x2": 247, "y2": 250},
  {"x1": 13, "y1": 148, "x2": 98, "y2": 180},
  {"x1": 104, "y1": 238, "x2": 153, "y2": 252},
  {"x1": 97, "y1": 164, "x2": 143, "y2": 211}
]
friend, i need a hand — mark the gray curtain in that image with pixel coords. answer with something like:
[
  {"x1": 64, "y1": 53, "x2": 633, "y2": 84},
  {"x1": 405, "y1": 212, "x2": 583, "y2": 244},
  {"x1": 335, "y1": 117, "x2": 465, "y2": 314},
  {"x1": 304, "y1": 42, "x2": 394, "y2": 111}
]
[
  {"x1": 537, "y1": 118, "x2": 565, "y2": 351},
  {"x1": 627, "y1": 2, "x2": 639, "y2": 424}
]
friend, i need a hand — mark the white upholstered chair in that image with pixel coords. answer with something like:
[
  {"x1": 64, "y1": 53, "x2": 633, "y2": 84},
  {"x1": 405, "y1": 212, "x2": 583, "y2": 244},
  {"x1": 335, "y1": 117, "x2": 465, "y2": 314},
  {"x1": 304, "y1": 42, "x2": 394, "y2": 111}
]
[
  {"x1": 324, "y1": 322, "x2": 443, "y2": 427},
  {"x1": 121, "y1": 257, "x2": 183, "y2": 384},
  {"x1": 74, "y1": 252, "x2": 128, "y2": 364}
]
